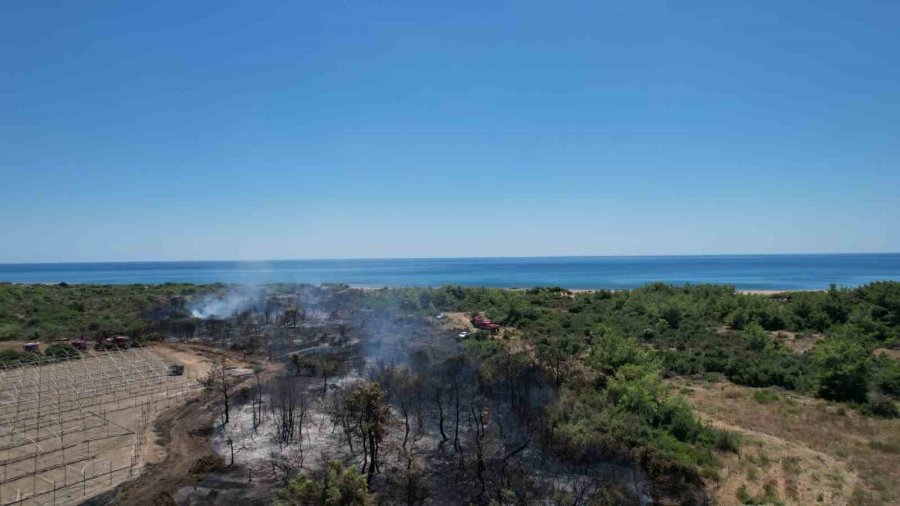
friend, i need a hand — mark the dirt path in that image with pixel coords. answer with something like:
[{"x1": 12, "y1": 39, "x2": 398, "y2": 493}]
[
  {"x1": 150, "y1": 343, "x2": 214, "y2": 379},
  {"x1": 87, "y1": 343, "x2": 274, "y2": 505},
  {"x1": 101, "y1": 392, "x2": 218, "y2": 505}
]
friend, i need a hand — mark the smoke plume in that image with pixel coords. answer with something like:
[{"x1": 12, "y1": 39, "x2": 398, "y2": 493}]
[{"x1": 189, "y1": 286, "x2": 267, "y2": 319}]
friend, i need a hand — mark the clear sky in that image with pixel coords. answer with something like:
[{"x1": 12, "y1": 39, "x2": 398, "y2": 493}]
[{"x1": 1, "y1": 1, "x2": 898, "y2": 263}]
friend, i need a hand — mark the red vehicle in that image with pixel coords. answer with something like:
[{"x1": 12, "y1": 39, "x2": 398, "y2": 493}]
[
  {"x1": 472, "y1": 315, "x2": 501, "y2": 333},
  {"x1": 95, "y1": 335, "x2": 131, "y2": 350},
  {"x1": 112, "y1": 335, "x2": 131, "y2": 348}
]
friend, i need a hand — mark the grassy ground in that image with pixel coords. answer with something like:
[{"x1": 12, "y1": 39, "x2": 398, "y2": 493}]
[
  {"x1": 668, "y1": 377, "x2": 900, "y2": 505},
  {"x1": 769, "y1": 330, "x2": 824, "y2": 354},
  {"x1": 0, "y1": 340, "x2": 24, "y2": 352}
]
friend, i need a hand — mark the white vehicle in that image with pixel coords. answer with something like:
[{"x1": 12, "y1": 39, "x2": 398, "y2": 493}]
[
  {"x1": 436, "y1": 313, "x2": 446, "y2": 319},
  {"x1": 458, "y1": 331, "x2": 470, "y2": 339}
]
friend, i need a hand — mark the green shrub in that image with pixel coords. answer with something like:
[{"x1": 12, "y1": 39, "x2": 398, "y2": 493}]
[
  {"x1": 752, "y1": 390, "x2": 780, "y2": 404},
  {"x1": 277, "y1": 460, "x2": 374, "y2": 506},
  {"x1": 43, "y1": 343, "x2": 77, "y2": 360},
  {"x1": 864, "y1": 391, "x2": 898, "y2": 418},
  {"x1": 812, "y1": 332, "x2": 871, "y2": 403},
  {"x1": 710, "y1": 429, "x2": 741, "y2": 453},
  {"x1": 0, "y1": 323, "x2": 23, "y2": 341},
  {"x1": 0, "y1": 349, "x2": 27, "y2": 365}
]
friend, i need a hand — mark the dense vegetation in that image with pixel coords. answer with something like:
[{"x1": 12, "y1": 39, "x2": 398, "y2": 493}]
[
  {"x1": 0, "y1": 282, "x2": 211, "y2": 342},
  {"x1": 2, "y1": 281, "x2": 898, "y2": 413},
  {"x1": 2, "y1": 281, "x2": 899, "y2": 501},
  {"x1": 337, "y1": 283, "x2": 897, "y2": 499},
  {"x1": 356, "y1": 283, "x2": 900, "y2": 415}
]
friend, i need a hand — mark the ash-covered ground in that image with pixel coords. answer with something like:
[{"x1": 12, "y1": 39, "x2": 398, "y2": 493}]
[{"x1": 165, "y1": 285, "x2": 653, "y2": 505}]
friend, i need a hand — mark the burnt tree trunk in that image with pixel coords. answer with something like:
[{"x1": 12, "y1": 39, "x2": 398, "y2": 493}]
[{"x1": 435, "y1": 388, "x2": 448, "y2": 444}]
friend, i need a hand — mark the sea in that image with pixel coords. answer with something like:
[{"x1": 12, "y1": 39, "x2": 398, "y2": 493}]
[{"x1": 1, "y1": 254, "x2": 899, "y2": 290}]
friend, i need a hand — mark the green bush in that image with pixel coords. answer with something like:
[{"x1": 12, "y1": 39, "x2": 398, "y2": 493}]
[
  {"x1": 812, "y1": 333, "x2": 871, "y2": 403},
  {"x1": 710, "y1": 428, "x2": 742, "y2": 453},
  {"x1": 43, "y1": 343, "x2": 78, "y2": 360},
  {"x1": 752, "y1": 390, "x2": 780, "y2": 404},
  {"x1": 0, "y1": 323, "x2": 23, "y2": 341},
  {"x1": 864, "y1": 391, "x2": 898, "y2": 418},
  {"x1": 277, "y1": 460, "x2": 374, "y2": 506},
  {"x1": 0, "y1": 349, "x2": 27, "y2": 366}
]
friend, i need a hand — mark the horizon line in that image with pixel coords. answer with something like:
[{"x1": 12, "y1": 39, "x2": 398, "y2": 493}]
[{"x1": 2, "y1": 251, "x2": 899, "y2": 267}]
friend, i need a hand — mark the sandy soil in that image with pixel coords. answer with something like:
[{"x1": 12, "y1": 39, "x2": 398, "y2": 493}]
[
  {"x1": 150, "y1": 343, "x2": 214, "y2": 380},
  {"x1": 0, "y1": 341, "x2": 25, "y2": 352},
  {"x1": 669, "y1": 378, "x2": 900, "y2": 505},
  {"x1": 771, "y1": 330, "x2": 825, "y2": 354},
  {"x1": 875, "y1": 348, "x2": 900, "y2": 360},
  {"x1": 0, "y1": 347, "x2": 199, "y2": 506},
  {"x1": 93, "y1": 344, "x2": 274, "y2": 506},
  {"x1": 97, "y1": 389, "x2": 219, "y2": 505},
  {"x1": 707, "y1": 417, "x2": 859, "y2": 505},
  {"x1": 429, "y1": 311, "x2": 474, "y2": 332}
]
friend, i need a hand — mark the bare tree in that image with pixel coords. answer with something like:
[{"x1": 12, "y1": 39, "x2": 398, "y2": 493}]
[
  {"x1": 431, "y1": 381, "x2": 449, "y2": 445},
  {"x1": 321, "y1": 356, "x2": 338, "y2": 395},
  {"x1": 284, "y1": 307, "x2": 299, "y2": 327},
  {"x1": 200, "y1": 358, "x2": 232, "y2": 424},
  {"x1": 439, "y1": 355, "x2": 471, "y2": 452},
  {"x1": 336, "y1": 322, "x2": 347, "y2": 338},
  {"x1": 272, "y1": 375, "x2": 307, "y2": 447},
  {"x1": 376, "y1": 366, "x2": 425, "y2": 452},
  {"x1": 469, "y1": 401, "x2": 489, "y2": 501},
  {"x1": 395, "y1": 449, "x2": 430, "y2": 506},
  {"x1": 326, "y1": 389, "x2": 356, "y2": 453},
  {"x1": 252, "y1": 369, "x2": 264, "y2": 433}
]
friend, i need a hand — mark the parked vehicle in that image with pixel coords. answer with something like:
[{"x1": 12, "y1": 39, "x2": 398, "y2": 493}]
[
  {"x1": 472, "y1": 315, "x2": 500, "y2": 333},
  {"x1": 112, "y1": 335, "x2": 131, "y2": 348},
  {"x1": 95, "y1": 335, "x2": 131, "y2": 350},
  {"x1": 23, "y1": 342, "x2": 40, "y2": 353}
]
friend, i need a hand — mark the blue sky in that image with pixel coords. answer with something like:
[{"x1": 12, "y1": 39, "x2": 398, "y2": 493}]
[{"x1": 1, "y1": 1, "x2": 898, "y2": 262}]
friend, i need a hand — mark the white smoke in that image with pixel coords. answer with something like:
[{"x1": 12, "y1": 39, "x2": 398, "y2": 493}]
[{"x1": 189, "y1": 286, "x2": 267, "y2": 319}]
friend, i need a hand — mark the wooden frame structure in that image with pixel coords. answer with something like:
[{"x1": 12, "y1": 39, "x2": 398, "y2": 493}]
[{"x1": 0, "y1": 348, "x2": 200, "y2": 505}]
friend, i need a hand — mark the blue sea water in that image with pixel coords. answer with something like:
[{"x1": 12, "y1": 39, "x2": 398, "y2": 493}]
[{"x1": 1, "y1": 254, "x2": 899, "y2": 290}]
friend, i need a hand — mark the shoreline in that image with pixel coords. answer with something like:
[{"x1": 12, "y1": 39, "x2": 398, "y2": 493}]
[
  {"x1": 0, "y1": 281, "x2": 832, "y2": 294},
  {"x1": 736, "y1": 289, "x2": 822, "y2": 295},
  {"x1": 2, "y1": 252, "x2": 898, "y2": 267},
  {"x1": 565, "y1": 288, "x2": 822, "y2": 295},
  {"x1": 343, "y1": 285, "x2": 823, "y2": 294}
]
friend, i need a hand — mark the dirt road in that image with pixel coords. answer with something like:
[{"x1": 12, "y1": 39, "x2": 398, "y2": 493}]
[{"x1": 86, "y1": 343, "x2": 275, "y2": 505}]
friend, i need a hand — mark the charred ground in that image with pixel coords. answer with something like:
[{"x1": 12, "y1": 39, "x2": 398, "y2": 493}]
[{"x1": 157, "y1": 285, "x2": 662, "y2": 504}]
